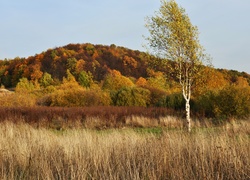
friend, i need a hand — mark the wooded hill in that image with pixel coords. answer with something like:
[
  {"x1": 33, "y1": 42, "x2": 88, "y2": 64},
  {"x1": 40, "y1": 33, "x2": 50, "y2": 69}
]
[
  {"x1": 0, "y1": 43, "x2": 249, "y2": 118},
  {"x1": 0, "y1": 43, "x2": 156, "y2": 87},
  {"x1": 1, "y1": 43, "x2": 249, "y2": 88}
]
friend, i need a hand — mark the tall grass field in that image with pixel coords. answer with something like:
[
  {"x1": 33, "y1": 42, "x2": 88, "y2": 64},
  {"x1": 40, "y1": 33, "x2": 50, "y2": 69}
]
[{"x1": 0, "y1": 118, "x2": 249, "y2": 179}]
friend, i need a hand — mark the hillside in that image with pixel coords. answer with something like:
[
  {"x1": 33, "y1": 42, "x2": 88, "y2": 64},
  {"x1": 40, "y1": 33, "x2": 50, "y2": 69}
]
[
  {"x1": 0, "y1": 43, "x2": 249, "y2": 88},
  {"x1": 0, "y1": 43, "x2": 249, "y2": 119},
  {"x1": 0, "y1": 44, "x2": 158, "y2": 87}
]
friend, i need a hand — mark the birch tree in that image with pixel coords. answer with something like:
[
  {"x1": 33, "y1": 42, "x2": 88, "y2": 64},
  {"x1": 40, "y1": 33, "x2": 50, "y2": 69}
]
[{"x1": 145, "y1": 0, "x2": 209, "y2": 132}]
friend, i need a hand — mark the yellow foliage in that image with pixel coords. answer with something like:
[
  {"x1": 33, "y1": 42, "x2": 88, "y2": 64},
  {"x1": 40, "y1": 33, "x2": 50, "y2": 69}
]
[
  {"x1": 235, "y1": 76, "x2": 249, "y2": 88},
  {"x1": 75, "y1": 59, "x2": 86, "y2": 74},
  {"x1": 194, "y1": 68, "x2": 229, "y2": 96},
  {"x1": 0, "y1": 93, "x2": 36, "y2": 107},
  {"x1": 61, "y1": 69, "x2": 80, "y2": 89},
  {"x1": 147, "y1": 69, "x2": 164, "y2": 78},
  {"x1": 136, "y1": 77, "x2": 147, "y2": 87},
  {"x1": 110, "y1": 69, "x2": 121, "y2": 76},
  {"x1": 50, "y1": 87, "x2": 111, "y2": 107},
  {"x1": 102, "y1": 70, "x2": 134, "y2": 91}
]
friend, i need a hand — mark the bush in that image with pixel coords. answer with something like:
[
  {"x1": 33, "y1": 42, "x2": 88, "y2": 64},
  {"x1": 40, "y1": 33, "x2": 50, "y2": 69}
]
[
  {"x1": 158, "y1": 93, "x2": 185, "y2": 110},
  {"x1": 0, "y1": 93, "x2": 37, "y2": 107},
  {"x1": 81, "y1": 88, "x2": 111, "y2": 106},
  {"x1": 16, "y1": 78, "x2": 35, "y2": 93},
  {"x1": 146, "y1": 87, "x2": 168, "y2": 106},
  {"x1": 113, "y1": 87, "x2": 150, "y2": 107},
  {"x1": 49, "y1": 88, "x2": 111, "y2": 107},
  {"x1": 213, "y1": 86, "x2": 250, "y2": 119},
  {"x1": 193, "y1": 90, "x2": 216, "y2": 117},
  {"x1": 194, "y1": 86, "x2": 250, "y2": 119},
  {"x1": 39, "y1": 72, "x2": 54, "y2": 87}
]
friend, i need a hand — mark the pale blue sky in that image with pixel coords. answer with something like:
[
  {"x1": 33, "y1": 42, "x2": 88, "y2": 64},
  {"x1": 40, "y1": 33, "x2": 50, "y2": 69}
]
[{"x1": 0, "y1": 0, "x2": 249, "y2": 73}]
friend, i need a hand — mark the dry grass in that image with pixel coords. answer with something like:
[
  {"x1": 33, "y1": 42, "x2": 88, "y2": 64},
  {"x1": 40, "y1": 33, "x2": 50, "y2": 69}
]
[{"x1": 0, "y1": 119, "x2": 249, "y2": 180}]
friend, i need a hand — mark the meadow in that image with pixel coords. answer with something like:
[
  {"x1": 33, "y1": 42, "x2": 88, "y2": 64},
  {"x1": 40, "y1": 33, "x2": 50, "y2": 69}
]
[{"x1": 0, "y1": 107, "x2": 249, "y2": 179}]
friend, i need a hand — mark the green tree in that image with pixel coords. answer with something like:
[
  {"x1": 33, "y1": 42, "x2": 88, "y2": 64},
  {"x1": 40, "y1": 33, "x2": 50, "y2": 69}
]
[
  {"x1": 1, "y1": 74, "x2": 12, "y2": 88},
  {"x1": 159, "y1": 93, "x2": 186, "y2": 110},
  {"x1": 16, "y1": 78, "x2": 35, "y2": 93},
  {"x1": 146, "y1": 72, "x2": 168, "y2": 91},
  {"x1": 40, "y1": 72, "x2": 54, "y2": 87},
  {"x1": 214, "y1": 86, "x2": 250, "y2": 119},
  {"x1": 78, "y1": 71, "x2": 93, "y2": 88},
  {"x1": 61, "y1": 69, "x2": 80, "y2": 89},
  {"x1": 113, "y1": 87, "x2": 150, "y2": 107},
  {"x1": 64, "y1": 69, "x2": 77, "y2": 83},
  {"x1": 66, "y1": 58, "x2": 77, "y2": 74},
  {"x1": 145, "y1": 0, "x2": 209, "y2": 131},
  {"x1": 85, "y1": 44, "x2": 95, "y2": 56}
]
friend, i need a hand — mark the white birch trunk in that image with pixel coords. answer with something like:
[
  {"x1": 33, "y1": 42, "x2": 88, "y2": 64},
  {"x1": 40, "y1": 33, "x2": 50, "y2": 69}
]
[
  {"x1": 185, "y1": 99, "x2": 191, "y2": 132},
  {"x1": 182, "y1": 77, "x2": 192, "y2": 132}
]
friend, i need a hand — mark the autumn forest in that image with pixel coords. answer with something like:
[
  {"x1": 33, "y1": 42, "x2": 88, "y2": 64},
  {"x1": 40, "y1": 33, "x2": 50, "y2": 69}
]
[{"x1": 0, "y1": 43, "x2": 249, "y2": 120}]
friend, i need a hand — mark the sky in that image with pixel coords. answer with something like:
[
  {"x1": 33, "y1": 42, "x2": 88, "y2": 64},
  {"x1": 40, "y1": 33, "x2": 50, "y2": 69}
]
[{"x1": 0, "y1": 0, "x2": 249, "y2": 73}]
